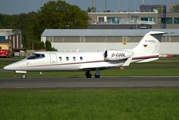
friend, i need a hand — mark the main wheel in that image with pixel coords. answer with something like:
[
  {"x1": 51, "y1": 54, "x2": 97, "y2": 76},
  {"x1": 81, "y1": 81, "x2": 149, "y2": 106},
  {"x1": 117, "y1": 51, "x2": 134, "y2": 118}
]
[
  {"x1": 86, "y1": 74, "x2": 92, "y2": 78},
  {"x1": 85, "y1": 71, "x2": 92, "y2": 78},
  {"x1": 95, "y1": 69, "x2": 100, "y2": 78},
  {"x1": 21, "y1": 74, "x2": 26, "y2": 79},
  {"x1": 95, "y1": 74, "x2": 100, "y2": 78}
]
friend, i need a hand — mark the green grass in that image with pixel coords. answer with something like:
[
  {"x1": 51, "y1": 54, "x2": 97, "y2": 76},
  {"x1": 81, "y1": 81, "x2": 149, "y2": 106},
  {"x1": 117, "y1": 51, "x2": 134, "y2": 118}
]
[
  {"x1": 130, "y1": 62, "x2": 179, "y2": 66},
  {"x1": 0, "y1": 61, "x2": 12, "y2": 68},
  {"x1": 1, "y1": 58, "x2": 179, "y2": 120},
  {"x1": 0, "y1": 89, "x2": 179, "y2": 120},
  {"x1": 159, "y1": 56, "x2": 179, "y2": 60}
]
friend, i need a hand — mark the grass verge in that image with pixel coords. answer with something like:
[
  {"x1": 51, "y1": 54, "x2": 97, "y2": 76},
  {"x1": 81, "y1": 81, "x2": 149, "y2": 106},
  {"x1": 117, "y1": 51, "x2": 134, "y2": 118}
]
[{"x1": 0, "y1": 89, "x2": 179, "y2": 120}]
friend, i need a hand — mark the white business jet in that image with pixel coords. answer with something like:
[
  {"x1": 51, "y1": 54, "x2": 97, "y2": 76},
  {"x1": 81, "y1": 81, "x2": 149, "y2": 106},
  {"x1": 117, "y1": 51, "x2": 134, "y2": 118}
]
[{"x1": 4, "y1": 31, "x2": 165, "y2": 79}]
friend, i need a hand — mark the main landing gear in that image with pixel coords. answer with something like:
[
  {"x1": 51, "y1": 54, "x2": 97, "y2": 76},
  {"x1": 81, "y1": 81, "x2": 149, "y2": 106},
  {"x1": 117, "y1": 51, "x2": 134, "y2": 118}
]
[
  {"x1": 85, "y1": 69, "x2": 100, "y2": 78},
  {"x1": 85, "y1": 71, "x2": 92, "y2": 78}
]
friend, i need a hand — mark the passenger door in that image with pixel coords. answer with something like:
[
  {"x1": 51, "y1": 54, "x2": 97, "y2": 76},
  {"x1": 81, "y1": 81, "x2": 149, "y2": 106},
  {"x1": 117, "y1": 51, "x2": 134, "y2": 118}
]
[{"x1": 49, "y1": 53, "x2": 57, "y2": 63}]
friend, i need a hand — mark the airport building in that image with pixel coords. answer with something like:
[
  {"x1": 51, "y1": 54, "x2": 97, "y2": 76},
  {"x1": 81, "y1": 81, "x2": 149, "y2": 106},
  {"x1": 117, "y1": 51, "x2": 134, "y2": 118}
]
[
  {"x1": 41, "y1": 29, "x2": 179, "y2": 55},
  {"x1": 0, "y1": 29, "x2": 23, "y2": 54},
  {"x1": 88, "y1": 5, "x2": 179, "y2": 29}
]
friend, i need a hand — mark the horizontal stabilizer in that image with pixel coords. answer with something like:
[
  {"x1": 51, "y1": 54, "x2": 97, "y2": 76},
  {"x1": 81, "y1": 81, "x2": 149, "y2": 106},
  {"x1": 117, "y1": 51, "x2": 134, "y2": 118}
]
[{"x1": 136, "y1": 58, "x2": 159, "y2": 63}]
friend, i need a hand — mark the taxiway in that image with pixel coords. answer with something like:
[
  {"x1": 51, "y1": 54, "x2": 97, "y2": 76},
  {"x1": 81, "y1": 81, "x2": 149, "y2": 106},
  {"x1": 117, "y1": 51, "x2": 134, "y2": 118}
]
[{"x1": 0, "y1": 76, "x2": 179, "y2": 89}]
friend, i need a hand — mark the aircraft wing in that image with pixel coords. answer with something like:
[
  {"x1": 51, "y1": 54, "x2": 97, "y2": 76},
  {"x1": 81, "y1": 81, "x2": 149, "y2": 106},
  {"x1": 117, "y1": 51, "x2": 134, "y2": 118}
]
[
  {"x1": 122, "y1": 54, "x2": 133, "y2": 66},
  {"x1": 79, "y1": 54, "x2": 133, "y2": 70}
]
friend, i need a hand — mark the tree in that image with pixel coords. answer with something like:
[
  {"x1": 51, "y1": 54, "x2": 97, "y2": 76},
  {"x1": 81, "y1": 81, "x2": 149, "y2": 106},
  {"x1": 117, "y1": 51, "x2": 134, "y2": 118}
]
[
  {"x1": 0, "y1": 14, "x2": 17, "y2": 29},
  {"x1": 45, "y1": 40, "x2": 57, "y2": 51},
  {"x1": 13, "y1": 12, "x2": 37, "y2": 49},
  {"x1": 87, "y1": 7, "x2": 96, "y2": 12},
  {"x1": 32, "y1": 0, "x2": 90, "y2": 40},
  {"x1": 33, "y1": 41, "x2": 45, "y2": 50},
  {"x1": 173, "y1": 4, "x2": 179, "y2": 12},
  {"x1": 0, "y1": 1, "x2": 90, "y2": 51}
]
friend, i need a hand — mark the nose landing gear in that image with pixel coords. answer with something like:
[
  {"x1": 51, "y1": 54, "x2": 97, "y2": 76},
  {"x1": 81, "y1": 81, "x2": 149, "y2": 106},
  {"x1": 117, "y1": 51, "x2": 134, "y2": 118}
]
[{"x1": 21, "y1": 74, "x2": 27, "y2": 79}]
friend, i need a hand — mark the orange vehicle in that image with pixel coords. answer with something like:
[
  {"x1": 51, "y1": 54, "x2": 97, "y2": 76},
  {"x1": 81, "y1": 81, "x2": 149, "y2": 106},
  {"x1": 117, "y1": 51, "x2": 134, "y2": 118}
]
[{"x1": 0, "y1": 49, "x2": 11, "y2": 58}]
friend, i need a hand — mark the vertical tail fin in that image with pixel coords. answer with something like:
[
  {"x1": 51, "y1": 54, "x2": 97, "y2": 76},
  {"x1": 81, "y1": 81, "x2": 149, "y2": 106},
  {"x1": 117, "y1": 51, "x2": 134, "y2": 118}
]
[{"x1": 132, "y1": 31, "x2": 165, "y2": 54}]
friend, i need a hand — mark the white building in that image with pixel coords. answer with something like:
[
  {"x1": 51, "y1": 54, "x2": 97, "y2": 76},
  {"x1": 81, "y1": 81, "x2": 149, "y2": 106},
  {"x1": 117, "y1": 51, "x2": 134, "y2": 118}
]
[{"x1": 41, "y1": 29, "x2": 179, "y2": 55}]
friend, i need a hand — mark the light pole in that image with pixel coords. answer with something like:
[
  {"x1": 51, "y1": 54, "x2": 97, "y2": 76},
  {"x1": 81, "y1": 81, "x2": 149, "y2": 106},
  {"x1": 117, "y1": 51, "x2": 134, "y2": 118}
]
[{"x1": 131, "y1": 15, "x2": 139, "y2": 29}]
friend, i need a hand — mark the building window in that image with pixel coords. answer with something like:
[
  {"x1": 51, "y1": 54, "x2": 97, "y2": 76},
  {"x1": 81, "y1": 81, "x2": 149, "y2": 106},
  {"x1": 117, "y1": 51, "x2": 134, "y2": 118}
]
[
  {"x1": 166, "y1": 18, "x2": 172, "y2": 24},
  {"x1": 97, "y1": 16, "x2": 107, "y2": 23},
  {"x1": 107, "y1": 17, "x2": 120, "y2": 24},
  {"x1": 98, "y1": 17, "x2": 104, "y2": 23},
  {"x1": 161, "y1": 18, "x2": 165, "y2": 24},
  {"x1": 59, "y1": 57, "x2": 62, "y2": 61},
  {"x1": 174, "y1": 18, "x2": 179, "y2": 24},
  {"x1": 66, "y1": 57, "x2": 69, "y2": 61},
  {"x1": 141, "y1": 17, "x2": 155, "y2": 24}
]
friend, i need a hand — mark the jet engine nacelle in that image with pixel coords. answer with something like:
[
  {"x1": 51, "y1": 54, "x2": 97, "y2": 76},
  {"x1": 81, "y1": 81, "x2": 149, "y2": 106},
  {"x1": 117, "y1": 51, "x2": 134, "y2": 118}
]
[{"x1": 104, "y1": 50, "x2": 133, "y2": 61}]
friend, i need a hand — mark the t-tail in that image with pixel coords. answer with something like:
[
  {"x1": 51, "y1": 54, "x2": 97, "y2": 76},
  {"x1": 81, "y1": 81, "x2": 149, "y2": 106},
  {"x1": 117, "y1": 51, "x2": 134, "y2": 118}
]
[{"x1": 132, "y1": 31, "x2": 165, "y2": 63}]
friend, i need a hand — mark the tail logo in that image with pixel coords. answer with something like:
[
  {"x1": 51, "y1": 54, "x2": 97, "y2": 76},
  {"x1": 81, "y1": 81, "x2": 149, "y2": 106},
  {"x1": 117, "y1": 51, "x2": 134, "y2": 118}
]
[{"x1": 145, "y1": 40, "x2": 156, "y2": 43}]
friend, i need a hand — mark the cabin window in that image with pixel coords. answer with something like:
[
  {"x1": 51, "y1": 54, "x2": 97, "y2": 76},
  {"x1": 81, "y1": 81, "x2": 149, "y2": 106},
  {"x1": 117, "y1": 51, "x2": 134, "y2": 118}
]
[
  {"x1": 59, "y1": 57, "x2": 62, "y2": 61},
  {"x1": 27, "y1": 53, "x2": 45, "y2": 60},
  {"x1": 27, "y1": 55, "x2": 36, "y2": 60},
  {"x1": 35, "y1": 54, "x2": 41, "y2": 58},
  {"x1": 66, "y1": 57, "x2": 69, "y2": 61},
  {"x1": 73, "y1": 57, "x2": 76, "y2": 61},
  {"x1": 80, "y1": 56, "x2": 83, "y2": 61},
  {"x1": 34, "y1": 53, "x2": 45, "y2": 58}
]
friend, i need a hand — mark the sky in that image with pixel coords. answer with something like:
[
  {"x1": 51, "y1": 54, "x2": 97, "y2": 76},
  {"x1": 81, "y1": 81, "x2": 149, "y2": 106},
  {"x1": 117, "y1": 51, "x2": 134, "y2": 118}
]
[{"x1": 0, "y1": 0, "x2": 178, "y2": 14}]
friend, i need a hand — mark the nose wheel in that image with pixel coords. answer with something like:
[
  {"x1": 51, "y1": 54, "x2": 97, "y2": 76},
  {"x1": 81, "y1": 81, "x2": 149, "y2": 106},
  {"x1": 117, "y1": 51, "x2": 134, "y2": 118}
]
[{"x1": 21, "y1": 74, "x2": 27, "y2": 79}]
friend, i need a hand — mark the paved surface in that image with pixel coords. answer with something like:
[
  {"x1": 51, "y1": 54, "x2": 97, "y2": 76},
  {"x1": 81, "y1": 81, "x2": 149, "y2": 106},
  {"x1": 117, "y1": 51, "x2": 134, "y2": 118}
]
[{"x1": 0, "y1": 76, "x2": 179, "y2": 90}]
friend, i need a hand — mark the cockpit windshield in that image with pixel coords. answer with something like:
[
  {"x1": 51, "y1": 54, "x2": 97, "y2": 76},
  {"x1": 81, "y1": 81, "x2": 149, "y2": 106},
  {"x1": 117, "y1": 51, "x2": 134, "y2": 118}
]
[{"x1": 27, "y1": 53, "x2": 45, "y2": 60}]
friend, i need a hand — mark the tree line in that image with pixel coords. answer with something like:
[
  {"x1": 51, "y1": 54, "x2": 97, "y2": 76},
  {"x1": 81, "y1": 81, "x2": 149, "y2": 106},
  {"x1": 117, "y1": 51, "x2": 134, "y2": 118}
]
[
  {"x1": 172, "y1": 4, "x2": 179, "y2": 12},
  {"x1": 0, "y1": 1, "x2": 90, "y2": 51}
]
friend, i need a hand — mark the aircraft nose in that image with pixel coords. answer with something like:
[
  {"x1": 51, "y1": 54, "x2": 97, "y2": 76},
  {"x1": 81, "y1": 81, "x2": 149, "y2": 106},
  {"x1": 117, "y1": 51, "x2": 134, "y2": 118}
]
[
  {"x1": 4, "y1": 64, "x2": 17, "y2": 71},
  {"x1": 4, "y1": 65, "x2": 12, "y2": 70},
  {"x1": 4, "y1": 59, "x2": 26, "y2": 71}
]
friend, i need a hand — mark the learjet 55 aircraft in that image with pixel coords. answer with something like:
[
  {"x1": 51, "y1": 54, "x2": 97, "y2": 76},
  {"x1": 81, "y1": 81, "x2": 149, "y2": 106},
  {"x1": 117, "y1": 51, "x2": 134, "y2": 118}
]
[{"x1": 4, "y1": 31, "x2": 165, "y2": 79}]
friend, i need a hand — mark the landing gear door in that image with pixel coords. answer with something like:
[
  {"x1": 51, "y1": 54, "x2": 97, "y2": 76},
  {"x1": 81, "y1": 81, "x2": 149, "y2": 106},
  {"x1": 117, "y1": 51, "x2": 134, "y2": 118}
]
[{"x1": 49, "y1": 53, "x2": 57, "y2": 63}]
